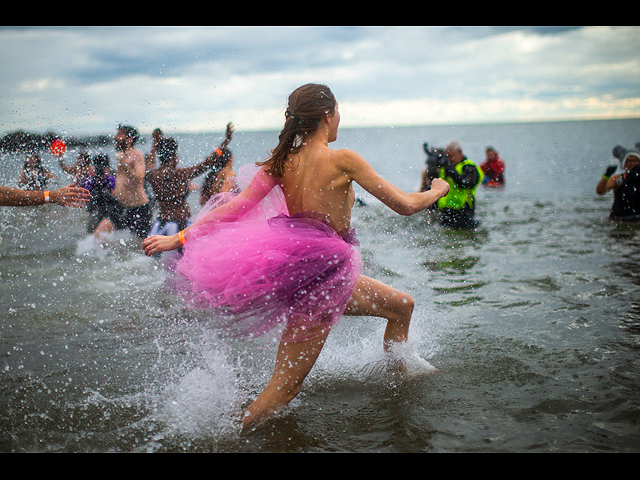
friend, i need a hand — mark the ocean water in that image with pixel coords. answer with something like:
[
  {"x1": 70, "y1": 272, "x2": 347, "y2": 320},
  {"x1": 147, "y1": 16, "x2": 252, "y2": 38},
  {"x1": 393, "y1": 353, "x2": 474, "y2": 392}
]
[{"x1": 1, "y1": 118, "x2": 639, "y2": 452}]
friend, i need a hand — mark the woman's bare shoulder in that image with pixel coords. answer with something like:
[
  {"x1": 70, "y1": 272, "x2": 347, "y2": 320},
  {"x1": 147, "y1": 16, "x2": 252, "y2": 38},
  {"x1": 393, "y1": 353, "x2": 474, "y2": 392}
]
[{"x1": 328, "y1": 147, "x2": 369, "y2": 174}]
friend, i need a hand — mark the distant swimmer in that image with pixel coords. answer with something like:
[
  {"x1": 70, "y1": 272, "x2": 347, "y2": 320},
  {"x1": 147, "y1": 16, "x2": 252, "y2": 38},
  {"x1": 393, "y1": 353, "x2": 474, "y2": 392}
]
[
  {"x1": 56, "y1": 150, "x2": 94, "y2": 191},
  {"x1": 146, "y1": 124, "x2": 233, "y2": 242},
  {"x1": 145, "y1": 128, "x2": 165, "y2": 173},
  {"x1": 480, "y1": 146, "x2": 505, "y2": 187},
  {"x1": 1, "y1": 184, "x2": 90, "y2": 207},
  {"x1": 94, "y1": 125, "x2": 152, "y2": 239},
  {"x1": 596, "y1": 146, "x2": 640, "y2": 222},
  {"x1": 17, "y1": 153, "x2": 57, "y2": 191}
]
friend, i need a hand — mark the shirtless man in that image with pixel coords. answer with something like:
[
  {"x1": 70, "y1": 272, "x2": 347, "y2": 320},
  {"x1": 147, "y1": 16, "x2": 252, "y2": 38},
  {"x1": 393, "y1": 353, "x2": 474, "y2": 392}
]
[{"x1": 94, "y1": 125, "x2": 152, "y2": 239}]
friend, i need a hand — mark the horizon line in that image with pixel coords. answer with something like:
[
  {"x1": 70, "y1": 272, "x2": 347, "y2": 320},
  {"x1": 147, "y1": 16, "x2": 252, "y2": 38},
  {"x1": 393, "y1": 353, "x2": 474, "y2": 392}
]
[{"x1": 3, "y1": 114, "x2": 639, "y2": 139}]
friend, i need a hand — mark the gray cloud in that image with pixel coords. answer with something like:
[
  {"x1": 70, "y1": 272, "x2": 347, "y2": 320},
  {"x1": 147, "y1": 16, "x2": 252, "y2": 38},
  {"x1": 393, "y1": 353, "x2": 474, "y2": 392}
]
[{"x1": 1, "y1": 26, "x2": 638, "y2": 135}]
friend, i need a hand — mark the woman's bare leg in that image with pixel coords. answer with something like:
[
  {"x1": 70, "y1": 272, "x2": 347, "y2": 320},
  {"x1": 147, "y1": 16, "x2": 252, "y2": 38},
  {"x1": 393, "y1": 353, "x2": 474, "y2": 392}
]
[
  {"x1": 344, "y1": 275, "x2": 415, "y2": 348},
  {"x1": 241, "y1": 275, "x2": 415, "y2": 432},
  {"x1": 242, "y1": 325, "x2": 331, "y2": 432}
]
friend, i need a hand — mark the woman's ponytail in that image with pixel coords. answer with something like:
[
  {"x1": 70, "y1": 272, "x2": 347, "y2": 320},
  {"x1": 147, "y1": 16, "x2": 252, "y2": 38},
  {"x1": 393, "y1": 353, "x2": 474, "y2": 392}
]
[{"x1": 258, "y1": 84, "x2": 336, "y2": 177}]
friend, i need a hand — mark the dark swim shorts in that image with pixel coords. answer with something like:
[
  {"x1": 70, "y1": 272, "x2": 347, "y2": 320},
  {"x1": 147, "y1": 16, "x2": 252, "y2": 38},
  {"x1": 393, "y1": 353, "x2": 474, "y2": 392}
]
[{"x1": 105, "y1": 197, "x2": 152, "y2": 238}]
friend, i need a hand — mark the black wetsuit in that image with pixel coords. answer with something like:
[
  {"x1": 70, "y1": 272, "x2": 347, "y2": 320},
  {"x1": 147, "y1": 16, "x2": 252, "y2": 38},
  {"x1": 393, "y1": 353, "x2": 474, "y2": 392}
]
[
  {"x1": 610, "y1": 164, "x2": 640, "y2": 221},
  {"x1": 86, "y1": 174, "x2": 116, "y2": 233}
]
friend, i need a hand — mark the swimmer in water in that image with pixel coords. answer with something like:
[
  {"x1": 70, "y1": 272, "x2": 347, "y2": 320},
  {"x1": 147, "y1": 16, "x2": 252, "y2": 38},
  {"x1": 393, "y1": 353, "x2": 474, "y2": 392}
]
[
  {"x1": 597, "y1": 146, "x2": 640, "y2": 221},
  {"x1": 146, "y1": 124, "x2": 234, "y2": 241},
  {"x1": 57, "y1": 150, "x2": 94, "y2": 190},
  {"x1": 480, "y1": 146, "x2": 505, "y2": 186},
  {"x1": 86, "y1": 154, "x2": 116, "y2": 233},
  {"x1": 199, "y1": 147, "x2": 238, "y2": 206},
  {"x1": 18, "y1": 153, "x2": 57, "y2": 191},
  {"x1": 142, "y1": 84, "x2": 449, "y2": 431},
  {"x1": 94, "y1": 125, "x2": 152, "y2": 239}
]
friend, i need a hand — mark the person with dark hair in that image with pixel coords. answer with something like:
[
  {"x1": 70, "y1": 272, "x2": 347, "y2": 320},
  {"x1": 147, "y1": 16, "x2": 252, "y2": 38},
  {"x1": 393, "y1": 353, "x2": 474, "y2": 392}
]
[
  {"x1": 86, "y1": 154, "x2": 116, "y2": 233},
  {"x1": 57, "y1": 150, "x2": 94, "y2": 190},
  {"x1": 146, "y1": 128, "x2": 165, "y2": 172},
  {"x1": 116, "y1": 124, "x2": 140, "y2": 145},
  {"x1": 18, "y1": 153, "x2": 57, "y2": 191},
  {"x1": 146, "y1": 123, "x2": 234, "y2": 242},
  {"x1": 94, "y1": 125, "x2": 151, "y2": 239},
  {"x1": 597, "y1": 146, "x2": 640, "y2": 222},
  {"x1": 143, "y1": 128, "x2": 165, "y2": 208},
  {"x1": 142, "y1": 84, "x2": 449, "y2": 431},
  {"x1": 199, "y1": 147, "x2": 238, "y2": 206},
  {"x1": 480, "y1": 146, "x2": 505, "y2": 186}
]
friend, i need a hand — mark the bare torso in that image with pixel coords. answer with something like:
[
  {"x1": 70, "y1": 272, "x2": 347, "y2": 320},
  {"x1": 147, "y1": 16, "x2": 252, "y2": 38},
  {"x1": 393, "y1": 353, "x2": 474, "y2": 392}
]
[
  {"x1": 147, "y1": 166, "x2": 192, "y2": 221},
  {"x1": 112, "y1": 148, "x2": 149, "y2": 207},
  {"x1": 278, "y1": 140, "x2": 355, "y2": 232}
]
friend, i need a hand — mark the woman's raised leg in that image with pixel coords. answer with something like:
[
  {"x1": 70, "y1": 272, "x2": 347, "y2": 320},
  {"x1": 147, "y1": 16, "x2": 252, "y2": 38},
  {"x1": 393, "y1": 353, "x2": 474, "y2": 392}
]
[
  {"x1": 241, "y1": 275, "x2": 415, "y2": 432},
  {"x1": 344, "y1": 275, "x2": 415, "y2": 347}
]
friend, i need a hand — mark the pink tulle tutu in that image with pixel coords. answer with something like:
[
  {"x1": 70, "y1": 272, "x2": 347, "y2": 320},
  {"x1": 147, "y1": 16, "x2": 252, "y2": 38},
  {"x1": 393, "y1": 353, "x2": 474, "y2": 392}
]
[{"x1": 167, "y1": 165, "x2": 363, "y2": 342}]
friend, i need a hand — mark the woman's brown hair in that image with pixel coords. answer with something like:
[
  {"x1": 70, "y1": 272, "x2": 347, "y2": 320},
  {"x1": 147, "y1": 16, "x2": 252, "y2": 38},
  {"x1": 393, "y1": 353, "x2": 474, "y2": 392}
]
[{"x1": 258, "y1": 83, "x2": 337, "y2": 177}]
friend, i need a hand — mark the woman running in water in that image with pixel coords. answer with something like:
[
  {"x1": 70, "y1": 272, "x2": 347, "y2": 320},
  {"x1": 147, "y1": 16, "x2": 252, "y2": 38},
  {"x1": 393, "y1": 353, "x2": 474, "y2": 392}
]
[{"x1": 142, "y1": 84, "x2": 449, "y2": 431}]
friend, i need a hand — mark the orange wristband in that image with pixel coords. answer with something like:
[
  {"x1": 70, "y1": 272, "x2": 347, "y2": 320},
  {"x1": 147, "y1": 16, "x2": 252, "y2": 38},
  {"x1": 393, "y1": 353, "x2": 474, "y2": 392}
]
[
  {"x1": 178, "y1": 230, "x2": 185, "y2": 245},
  {"x1": 44, "y1": 191, "x2": 50, "y2": 203},
  {"x1": 215, "y1": 148, "x2": 223, "y2": 156}
]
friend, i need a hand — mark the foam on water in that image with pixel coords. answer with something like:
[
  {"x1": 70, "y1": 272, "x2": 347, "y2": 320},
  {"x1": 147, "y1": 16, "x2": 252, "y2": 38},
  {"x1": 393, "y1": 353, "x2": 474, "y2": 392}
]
[
  {"x1": 160, "y1": 347, "x2": 243, "y2": 438},
  {"x1": 304, "y1": 302, "x2": 446, "y2": 388}
]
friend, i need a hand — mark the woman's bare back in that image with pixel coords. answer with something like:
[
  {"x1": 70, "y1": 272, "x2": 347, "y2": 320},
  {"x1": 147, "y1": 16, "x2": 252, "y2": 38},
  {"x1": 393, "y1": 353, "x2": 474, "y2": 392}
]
[{"x1": 278, "y1": 141, "x2": 355, "y2": 232}]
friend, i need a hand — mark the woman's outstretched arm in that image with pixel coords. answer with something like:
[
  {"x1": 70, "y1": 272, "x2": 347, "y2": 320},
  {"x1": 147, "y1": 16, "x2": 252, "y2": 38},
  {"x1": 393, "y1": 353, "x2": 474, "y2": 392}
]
[
  {"x1": 142, "y1": 166, "x2": 278, "y2": 256},
  {"x1": 339, "y1": 149, "x2": 449, "y2": 215},
  {"x1": 0, "y1": 184, "x2": 90, "y2": 207}
]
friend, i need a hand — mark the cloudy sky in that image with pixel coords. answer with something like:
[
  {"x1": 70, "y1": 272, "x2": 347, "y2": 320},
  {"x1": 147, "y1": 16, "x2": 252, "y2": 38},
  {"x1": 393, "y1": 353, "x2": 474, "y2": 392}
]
[{"x1": 1, "y1": 26, "x2": 639, "y2": 136}]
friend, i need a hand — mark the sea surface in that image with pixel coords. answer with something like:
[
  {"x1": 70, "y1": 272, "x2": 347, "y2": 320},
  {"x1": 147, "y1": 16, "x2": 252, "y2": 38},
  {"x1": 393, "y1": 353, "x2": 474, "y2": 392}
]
[{"x1": 1, "y1": 118, "x2": 639, "y2": 452}]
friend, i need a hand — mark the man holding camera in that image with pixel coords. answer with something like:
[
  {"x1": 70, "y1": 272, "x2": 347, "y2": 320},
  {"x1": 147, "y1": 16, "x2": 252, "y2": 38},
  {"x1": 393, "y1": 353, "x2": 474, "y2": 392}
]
[{"x1": 433, "y1": 141, "x2": 484, "y2": 229}]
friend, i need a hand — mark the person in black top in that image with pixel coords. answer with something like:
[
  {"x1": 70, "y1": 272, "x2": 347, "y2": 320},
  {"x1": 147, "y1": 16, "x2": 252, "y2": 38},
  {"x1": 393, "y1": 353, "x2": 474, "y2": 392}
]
[
  {"x1": 86, "y1": 154, "x2": 117, "y2": 233},
  {"x1": 596, "y1": 146, "x2": 640, "y2": 222},
  {"x1": 18, "y1": 153, "x2": 56, "y2": 191}
]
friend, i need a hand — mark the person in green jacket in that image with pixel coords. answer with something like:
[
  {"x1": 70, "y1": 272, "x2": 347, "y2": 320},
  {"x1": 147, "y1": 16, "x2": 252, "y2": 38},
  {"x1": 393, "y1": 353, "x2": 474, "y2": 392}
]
[{"x1": 436, "y1": 141, "x2": 484, "y2": 229}]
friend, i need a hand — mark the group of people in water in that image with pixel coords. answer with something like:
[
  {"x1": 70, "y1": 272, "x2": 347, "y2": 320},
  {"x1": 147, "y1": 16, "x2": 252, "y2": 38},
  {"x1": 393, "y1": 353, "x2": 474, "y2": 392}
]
[
  {"x1": 7, "y1": 122, "x2": 238, "y2": 241},
  {"x1": 417, "y1": 136, "x2": 640, "y2": 228},
  {"x1": 84, "y1": 122, "x2": 235, "y2": 241},
  {"x1": 2, "y1": 83, "x2": 639, "y2": 434},
  {"x1": 7, "y1": 116, "x2": 512, "y2": 237}
]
